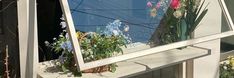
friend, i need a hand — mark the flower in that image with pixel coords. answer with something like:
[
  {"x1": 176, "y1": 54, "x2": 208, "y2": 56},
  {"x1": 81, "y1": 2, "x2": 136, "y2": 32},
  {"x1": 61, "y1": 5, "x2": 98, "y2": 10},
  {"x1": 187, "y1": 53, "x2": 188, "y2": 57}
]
[
  {"x1": 147, "y1": 1, "x2": 153, "y2": 7},
  {"x1": 225, "y1": 61, "x2": 230, "y2": 65},
  {"x1": 60, "y1": 21, "x2": 67, "y2": 28},
  {"x1": 66, "y1": 33, "x2": 70, "y2": 39},
  {"x1": 60, "y1": 15, "x2": 65, "y2": 21},
  {"x1": 230, "y1": 60, "x2": 234, "y2": 67},
  {"x1": 173, "y1": 10, "x2": 182, "y2": 18},
  {"x1": 156, "y1": 2, "x2": 161, "y2": 9},
  {"x1": 58, "y1": 56, "x2": 65, "y2": 64},
  {"x1": 60, "y1": 41, "x2": 73, "y2": 52},
  {"x1": 44, "y1": 41, "x2": 50, "y2": 46},
  {"x1": 112, "y1": 30, "x2": 119, "y2": 36},
  {"x1": 103, "y1": 20, "x2": 123, "y2": 36},
  {"x1": 124, "y1": 25, "x2": 129, "y2": 32},
  {"x1": 223, "y1": 66, "x2": 227, "y2": 70},
  {"x1": 170, "y1": 0, "x2": 180, "y2": 9},
  {"x1": 59, "y1": 34, "x2": 64, "y2": 38},
  {"x1": 53, "y1": 38, "x2": 57, "y2": 40},
  {"x1": 150, "y1": 8, "x2": 157, "y2": 17}
]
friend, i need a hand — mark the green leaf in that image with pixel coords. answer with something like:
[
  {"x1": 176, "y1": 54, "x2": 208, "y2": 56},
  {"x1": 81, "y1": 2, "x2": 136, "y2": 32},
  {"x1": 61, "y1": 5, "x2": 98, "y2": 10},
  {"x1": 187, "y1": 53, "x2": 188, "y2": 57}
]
[
  {"x1": 61, "y1": 65, "x2": 68, "y2": 73},
  {"x1": 180, "y1": 19, "x2": 188, "y2": 41},
  {"x1": 110, "y1": 64, "x2": 117, "y2": 73},
  {"x1": 190, "y1": 9, "x2": 208, "y2": 33},
  {"x1": 196, "y1": 0, "x2": 206, "y2": 15}
]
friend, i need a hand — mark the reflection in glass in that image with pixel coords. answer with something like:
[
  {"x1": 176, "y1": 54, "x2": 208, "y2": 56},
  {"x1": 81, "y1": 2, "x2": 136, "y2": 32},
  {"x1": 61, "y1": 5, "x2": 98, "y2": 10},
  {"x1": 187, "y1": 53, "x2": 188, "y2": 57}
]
[
  {"x1": 68, "y1": 0, "x2": 170, "y2": 47},
  {"x1": 66, "y1": 0, "x2": 226, "y2": 55},
  {"x1": 221, "y1": 0, "x2": 234, "y2": 53}
]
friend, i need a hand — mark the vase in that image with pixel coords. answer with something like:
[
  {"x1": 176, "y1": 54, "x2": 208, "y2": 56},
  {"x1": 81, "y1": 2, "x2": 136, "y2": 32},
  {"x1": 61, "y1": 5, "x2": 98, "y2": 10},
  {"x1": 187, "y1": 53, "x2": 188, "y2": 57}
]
[{"x1": 177, "y1": 19, "x2": 193, "y2": 49}]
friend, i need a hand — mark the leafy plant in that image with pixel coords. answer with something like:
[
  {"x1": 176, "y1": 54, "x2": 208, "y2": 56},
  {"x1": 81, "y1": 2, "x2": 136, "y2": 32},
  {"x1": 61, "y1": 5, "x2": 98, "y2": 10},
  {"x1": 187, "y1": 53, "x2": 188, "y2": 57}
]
[
  {"x1": 183, "y1": 0, "x2": 209, "y2": 36},
  {"x1": 220, "y1": 56, "x2": 234, "y2": 78},
  {"x1": 79, "y1": 32, "x2": 127, "y2": 62},
  {"x1": 152, "y1": 0, "x2": 209, "y2": 45},
  {"x1": 45, "y1": 19, "x2": 130, "y2": 76}
]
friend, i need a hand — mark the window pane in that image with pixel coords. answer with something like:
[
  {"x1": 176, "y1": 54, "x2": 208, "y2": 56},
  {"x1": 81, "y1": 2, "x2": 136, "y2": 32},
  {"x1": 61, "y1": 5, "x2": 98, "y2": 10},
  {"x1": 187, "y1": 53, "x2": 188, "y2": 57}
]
[
  {"x1": 221, "y1": 0, "x2": 234, "y2": 53},
  {"x1": 68, "y1": 0, "x2": 170, "y2": 43},
  {"x1": 65, "y1": 0, "x2": 233, "y2": 63}
]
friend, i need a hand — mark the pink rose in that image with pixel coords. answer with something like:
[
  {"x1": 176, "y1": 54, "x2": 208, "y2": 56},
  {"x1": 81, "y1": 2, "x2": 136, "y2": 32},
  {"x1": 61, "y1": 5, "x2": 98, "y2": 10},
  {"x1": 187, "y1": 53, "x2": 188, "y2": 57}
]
[
  {"x1": 156, "y1": 2, "x2": 161, "y2": 9},
  {"x1": 170, "y1": 0, "x2": 180, "y2": 9},
  {"x1": 147, "y1": 1, "x2": 153, "y2": 7}
]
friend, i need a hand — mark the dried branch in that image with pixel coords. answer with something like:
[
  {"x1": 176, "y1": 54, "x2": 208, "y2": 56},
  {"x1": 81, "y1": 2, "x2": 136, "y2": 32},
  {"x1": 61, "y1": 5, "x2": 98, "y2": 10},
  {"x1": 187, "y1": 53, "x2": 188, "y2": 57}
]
[{"x1": 5, "y1": 45, "x2": 9, "y2": 78}]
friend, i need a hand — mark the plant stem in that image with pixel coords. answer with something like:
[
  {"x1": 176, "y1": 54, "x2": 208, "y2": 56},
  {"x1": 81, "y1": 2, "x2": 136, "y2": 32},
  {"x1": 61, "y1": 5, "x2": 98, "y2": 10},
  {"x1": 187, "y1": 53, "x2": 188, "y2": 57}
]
[{"x1": 5, "y1": 45, "x2": 9, "y2": 78}]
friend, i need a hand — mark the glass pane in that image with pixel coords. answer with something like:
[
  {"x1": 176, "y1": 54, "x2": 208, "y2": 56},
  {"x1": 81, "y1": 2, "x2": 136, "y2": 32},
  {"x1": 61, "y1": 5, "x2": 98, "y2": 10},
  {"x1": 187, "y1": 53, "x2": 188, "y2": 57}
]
[
  {"x1": 68, "y1": 0, "x2": 169, "y2": 43},
  {"x1": 65, "y1": 0, "x2": 232, "y2": 62},
  {"x1": 221, "y1": 0, "x2": 234, "y2": 53},
  {"x1": 68, "y1": 0, "x2": 170, "y2": 54}
]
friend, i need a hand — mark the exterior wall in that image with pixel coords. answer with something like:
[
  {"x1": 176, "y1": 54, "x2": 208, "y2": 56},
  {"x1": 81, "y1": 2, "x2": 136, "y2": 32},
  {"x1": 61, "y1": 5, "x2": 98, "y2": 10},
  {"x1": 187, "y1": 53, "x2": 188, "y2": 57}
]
[
  {"x1": 130, "y1": 65, "x2": 179, "y2": 78},
  {"x1": 194, "y1": 0, "x2": 221, "y2": 78},
  {"x1": 18, "y1": 0, "x2": 38, "y2": 78}
]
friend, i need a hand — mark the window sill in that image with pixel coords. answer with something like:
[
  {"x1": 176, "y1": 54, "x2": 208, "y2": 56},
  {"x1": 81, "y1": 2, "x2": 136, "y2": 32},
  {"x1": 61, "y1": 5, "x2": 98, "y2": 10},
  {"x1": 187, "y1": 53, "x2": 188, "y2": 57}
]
[{"x1": 37, "y1": 46, "x2": 210, "y2": 78}]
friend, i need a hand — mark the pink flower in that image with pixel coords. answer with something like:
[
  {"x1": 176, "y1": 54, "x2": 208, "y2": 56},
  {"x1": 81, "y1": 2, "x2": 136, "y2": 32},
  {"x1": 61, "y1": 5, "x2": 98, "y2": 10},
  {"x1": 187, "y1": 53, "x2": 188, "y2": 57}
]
[
  {"x1": 170, "y1": 0, "x2": 180, "y2": 9},
  {"x1": 147, "y1": 1, "x2": 153, "y2": 7},
  {"x1": 156, "y1": 2, "x2": 161, "y2": 9}
]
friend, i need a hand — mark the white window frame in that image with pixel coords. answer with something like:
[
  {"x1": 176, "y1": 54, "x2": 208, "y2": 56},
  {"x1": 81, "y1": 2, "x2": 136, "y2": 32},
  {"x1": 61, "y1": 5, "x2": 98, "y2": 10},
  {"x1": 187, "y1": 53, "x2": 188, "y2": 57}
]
[{"x1": 59, "y1": 0, "x2": 234, "y2": 71}]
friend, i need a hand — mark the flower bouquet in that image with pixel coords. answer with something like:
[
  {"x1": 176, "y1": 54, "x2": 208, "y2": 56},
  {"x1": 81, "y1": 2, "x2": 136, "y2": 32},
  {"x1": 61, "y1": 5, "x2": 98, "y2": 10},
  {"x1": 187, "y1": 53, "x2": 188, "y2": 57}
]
[{"x1": 149, "y1": 0, "x2": 209, "y2": 46}]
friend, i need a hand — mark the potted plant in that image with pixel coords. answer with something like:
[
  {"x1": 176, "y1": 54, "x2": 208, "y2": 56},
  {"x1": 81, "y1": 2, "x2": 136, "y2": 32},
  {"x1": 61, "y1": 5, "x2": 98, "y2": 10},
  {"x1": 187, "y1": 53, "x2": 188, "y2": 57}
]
[{"x1": 45, "y1": 19, "x2": 131, "y2": 76}]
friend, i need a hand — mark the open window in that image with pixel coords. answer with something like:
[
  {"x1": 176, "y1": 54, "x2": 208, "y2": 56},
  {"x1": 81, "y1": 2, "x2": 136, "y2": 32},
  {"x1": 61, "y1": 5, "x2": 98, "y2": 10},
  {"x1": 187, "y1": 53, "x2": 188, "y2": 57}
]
[{"x1": 59, "y1": 0, "x2": 234, "y2": 71}]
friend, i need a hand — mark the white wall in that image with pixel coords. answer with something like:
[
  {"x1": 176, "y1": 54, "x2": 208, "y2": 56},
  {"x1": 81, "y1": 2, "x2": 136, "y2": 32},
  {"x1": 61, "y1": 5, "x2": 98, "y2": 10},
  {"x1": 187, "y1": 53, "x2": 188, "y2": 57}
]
[
  {"x1": 17, "y1": 0, "x2": 29, "y2": 78},
  {"x1": 18, "y1": 0, "x2": 38, "y2": 78},
  {"x1": 194, "y1": 0, "x2": 221, "y2": 78}
]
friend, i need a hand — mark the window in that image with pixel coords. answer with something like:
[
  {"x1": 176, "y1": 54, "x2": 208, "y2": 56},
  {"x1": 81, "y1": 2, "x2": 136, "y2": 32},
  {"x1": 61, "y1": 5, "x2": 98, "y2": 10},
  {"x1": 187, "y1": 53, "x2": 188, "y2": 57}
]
[
  {"x1": 60, "y1": 0, "x2": 234, "y2": 71},
  {"x1": 220, "y1": 0, "x2": 234, "y2": 61}
]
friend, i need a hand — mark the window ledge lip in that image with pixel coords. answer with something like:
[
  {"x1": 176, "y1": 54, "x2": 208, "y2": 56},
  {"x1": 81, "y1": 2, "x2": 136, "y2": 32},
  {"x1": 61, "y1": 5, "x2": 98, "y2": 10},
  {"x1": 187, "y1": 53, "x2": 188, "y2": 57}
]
[{"x1": 37, "y1": 46, "x2": 210, "y2": 78}]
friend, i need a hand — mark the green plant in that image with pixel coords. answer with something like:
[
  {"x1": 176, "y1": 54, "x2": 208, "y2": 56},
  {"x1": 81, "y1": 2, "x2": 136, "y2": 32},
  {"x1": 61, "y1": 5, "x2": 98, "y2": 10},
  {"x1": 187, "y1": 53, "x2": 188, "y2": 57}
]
[
  {"x1": 220, "y1": 56, "x2": 234, "y2": 78},
  {"x1": 182, "y1": 0, "x2": 209, "y2": 37},
  {"x1": 79, "y1": 32, "x2": 127, "y2": 62},
  {"x1": 46, "y1": 19, "x2": 130, "y2": 76},
  {"x1": 155, "y1": 0, "x2": 209, "y2": 44}
]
